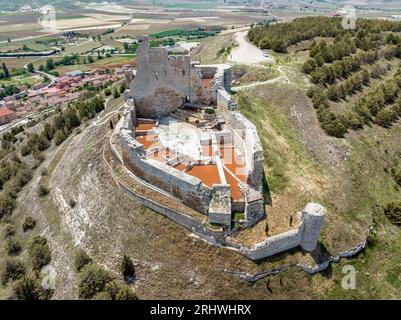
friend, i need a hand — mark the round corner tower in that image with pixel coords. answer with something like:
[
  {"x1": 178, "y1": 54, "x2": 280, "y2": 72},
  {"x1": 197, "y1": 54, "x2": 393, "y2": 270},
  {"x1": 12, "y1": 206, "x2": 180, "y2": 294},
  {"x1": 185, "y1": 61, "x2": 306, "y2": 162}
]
[{"x1": 300, "y1": 203, "x2": 326, "y2": 252}]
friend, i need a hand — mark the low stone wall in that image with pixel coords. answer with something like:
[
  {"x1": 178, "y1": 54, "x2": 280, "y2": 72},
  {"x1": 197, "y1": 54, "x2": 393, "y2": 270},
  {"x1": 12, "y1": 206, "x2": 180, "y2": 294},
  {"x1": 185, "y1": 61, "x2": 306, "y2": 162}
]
[
  {"x1": 225, "y1": 227, "x2": 373, "y2": 281},
  {"x1": 239, "y1": 227, "x2": 304, "y2": 260},
  {"x1": 233, "y1": 204, "x2": 326, "y2": 260}
]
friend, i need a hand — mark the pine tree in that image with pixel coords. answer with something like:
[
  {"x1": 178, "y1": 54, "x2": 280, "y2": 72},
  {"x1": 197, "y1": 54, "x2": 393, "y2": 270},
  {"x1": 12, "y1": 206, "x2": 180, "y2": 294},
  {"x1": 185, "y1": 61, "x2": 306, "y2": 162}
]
[
  {"x1": 27, "y1": 63, "x2": 34, "y2": 73},
  {"x1": 120, "y1": 254, "x2": 135, "y2": 279},
  {"x1": 2, "y1": 62, "x2": 9, "y2": 79}
]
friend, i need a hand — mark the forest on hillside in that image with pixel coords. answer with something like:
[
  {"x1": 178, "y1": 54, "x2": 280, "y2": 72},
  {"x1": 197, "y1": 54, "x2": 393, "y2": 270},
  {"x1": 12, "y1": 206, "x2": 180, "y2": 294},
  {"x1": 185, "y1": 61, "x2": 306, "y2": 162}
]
[{"x1": 249, "y1": 17, "x2": 401, "y2": 138}]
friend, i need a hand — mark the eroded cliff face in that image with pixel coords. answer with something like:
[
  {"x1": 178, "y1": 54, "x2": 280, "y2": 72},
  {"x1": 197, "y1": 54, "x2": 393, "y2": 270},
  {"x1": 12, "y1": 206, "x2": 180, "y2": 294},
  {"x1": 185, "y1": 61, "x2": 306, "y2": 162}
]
[{"x1": 129, "y1": 39, "x2": 213, "y2": 118}]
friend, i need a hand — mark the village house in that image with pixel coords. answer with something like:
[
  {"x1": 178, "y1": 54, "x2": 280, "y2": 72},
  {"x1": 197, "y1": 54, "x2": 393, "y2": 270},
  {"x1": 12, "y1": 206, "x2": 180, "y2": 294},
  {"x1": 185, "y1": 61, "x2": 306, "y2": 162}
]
[{"x1": 0, "y1": 107, "x2": 17, "y2": 125}]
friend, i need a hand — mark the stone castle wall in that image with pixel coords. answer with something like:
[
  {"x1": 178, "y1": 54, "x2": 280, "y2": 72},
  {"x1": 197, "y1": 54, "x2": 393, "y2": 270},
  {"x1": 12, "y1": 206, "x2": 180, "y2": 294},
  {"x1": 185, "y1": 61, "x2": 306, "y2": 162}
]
[
  {"x1": 237, "y1": 204, "x2": 326, "y2": 260},
  {"x1": 217, "y1": 89, "x2": 264, "y2": 191},
  {"x1": 128, "y1": 39, "x2": 215, "y2": 118},
  {"x1": 118, "y1": 110, "x2": 212, "y2": 214}
]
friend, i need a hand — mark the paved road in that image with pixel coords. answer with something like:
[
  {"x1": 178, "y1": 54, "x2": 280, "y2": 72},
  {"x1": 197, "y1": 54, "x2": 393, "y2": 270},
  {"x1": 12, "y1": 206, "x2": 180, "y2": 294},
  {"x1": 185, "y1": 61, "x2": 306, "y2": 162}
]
[{"x1": 228, "y1": 31, "x2": 272, "y2": 65}]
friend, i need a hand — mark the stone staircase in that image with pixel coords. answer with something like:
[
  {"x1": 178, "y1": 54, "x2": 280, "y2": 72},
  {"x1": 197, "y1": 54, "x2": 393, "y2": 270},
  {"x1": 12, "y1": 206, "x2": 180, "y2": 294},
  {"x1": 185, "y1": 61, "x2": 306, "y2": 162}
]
[{"x1": 222, "y1": 164, "x2": 248, "y2": 197}]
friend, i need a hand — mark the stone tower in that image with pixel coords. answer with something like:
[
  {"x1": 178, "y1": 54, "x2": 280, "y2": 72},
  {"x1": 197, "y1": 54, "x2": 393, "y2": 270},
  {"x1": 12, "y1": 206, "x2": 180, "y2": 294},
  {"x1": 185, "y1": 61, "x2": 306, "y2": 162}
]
[{"x1": 300, "y1": 203, "x2": 326, "y2": 252}]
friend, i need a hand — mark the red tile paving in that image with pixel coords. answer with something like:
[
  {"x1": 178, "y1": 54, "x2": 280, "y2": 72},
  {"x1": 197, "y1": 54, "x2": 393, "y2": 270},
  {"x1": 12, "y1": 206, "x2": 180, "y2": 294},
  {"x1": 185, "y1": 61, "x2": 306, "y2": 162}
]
[
  {"x1": 220, "y1": 147, "x2": 247, "y2": 182},
  {"x1": 186, "y1": 164, "x2": 221, "y2": 188},
  {"x1": 136, "y1": 122, "x2": 156, "y2": 131},
  {"x1": 173, "y1": 163, "x2": 187, "y2": 171},
  {"x1": 224, "y1": 170, "x2": 244, "y2": 201},
  {"x1": 136, "y1": 134, "x2": 155, "y2": 150},
  {"x1": 202, "y1": 78, "x2": 213, "y2": 90}
]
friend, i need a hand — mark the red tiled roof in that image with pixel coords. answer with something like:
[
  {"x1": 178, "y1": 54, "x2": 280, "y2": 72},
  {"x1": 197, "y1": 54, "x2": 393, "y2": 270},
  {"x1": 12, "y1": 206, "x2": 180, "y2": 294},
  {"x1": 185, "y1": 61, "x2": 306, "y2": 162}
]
[{"x1": 0, "y1": 107, "x2": 15, "y2": 117}]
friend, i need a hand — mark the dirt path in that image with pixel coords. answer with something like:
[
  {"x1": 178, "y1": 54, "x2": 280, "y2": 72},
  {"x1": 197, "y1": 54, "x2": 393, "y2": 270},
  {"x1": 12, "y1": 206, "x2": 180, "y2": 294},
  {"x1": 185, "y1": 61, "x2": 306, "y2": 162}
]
[{"x1": 228, "y1": 31, "x2": 272, "y2": 65}]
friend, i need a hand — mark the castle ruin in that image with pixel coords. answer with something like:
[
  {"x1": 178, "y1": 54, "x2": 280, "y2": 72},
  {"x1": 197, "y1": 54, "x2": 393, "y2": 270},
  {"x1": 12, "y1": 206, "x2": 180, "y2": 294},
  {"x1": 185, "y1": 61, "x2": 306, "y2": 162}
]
[{"x1": 115, "y1": 39, "x2": 326, "y2": 259}]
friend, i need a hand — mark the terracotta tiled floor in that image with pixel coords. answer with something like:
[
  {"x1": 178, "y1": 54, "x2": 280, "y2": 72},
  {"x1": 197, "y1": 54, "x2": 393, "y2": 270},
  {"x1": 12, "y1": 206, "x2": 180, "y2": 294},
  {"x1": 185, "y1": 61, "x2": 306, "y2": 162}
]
[
  {"x1": 186, "y1": 164, "x2": 221, "y2": 188},
  {"x1": 136, "y1": 122, "x2": 156, "y2": 131},
  {"x1": 136, "y1": 134, "x2": 156, "y2": 150},
  {"x1": 202, "y1": 78, "x2": 213, "y2": 90}
]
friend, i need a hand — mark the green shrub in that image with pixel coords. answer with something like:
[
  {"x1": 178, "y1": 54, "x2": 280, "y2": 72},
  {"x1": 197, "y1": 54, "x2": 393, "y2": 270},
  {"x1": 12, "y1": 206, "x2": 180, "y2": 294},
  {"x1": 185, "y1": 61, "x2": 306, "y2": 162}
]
[
  {"x1": 317, "y1": 107, "x2": 348, "y2": 138},
  {"x1": 120, "y1": 254, "x2": 135, "y2": 279},
  {"x1": 77, "y1": 264, "x2": 113, "y2": 299},
  {"x1": 383, "y1": 201, "x2": 401, "y2": 226},
  {"x1": 0, "y1": 193, "x2": 16, "y2": 220},
  {"x1": 13, "y1": 275, "x2": 53, "y2": 300},
  {"x1": 28, "y1": 236, "x2": 51, "y2": 271},
  {"x1": 205, "y1": 108, "x2": 215, "y2": 114},
  {"x1": 393, "y1": 168, "x2": 401, "y2": 186},
  {"x1": 20, "y1": 144, "x2": 31, "y2": 157},
  {"x1": 1, "y1": 259, "x2": 25, "y2": 285},
  {"x1": 14, "y1": 169, "x2": 32, "y2": 188},
  {"x1": 5, "y1": 237, "x2": 22, "y2": 255},
  {"x1": 37, "y1": 184, "x2": 49, "y2": 197},
  {"x1": 68, "y1": 199, "x2": 76, "y2": 208},
  {"x1": 375, "y1": 108, "x2": 398, "y2": 127},
  {"x1": 91, "y1": 291, "x2": 112, "y2": 300},
  {"x1": 3, "y1": 224, "x2": 15, "y2": 238},
  {"x1": 54, "y1": 130, "x2": 67, "y2": 146},
  {"x1": 105, "y1": 280, "x2": 138, "y2": 300},
  {"x1": 115, "y1": 284, "x2": 138, "y2": 300},
  {"x1": 22, "y1": 216, "x2": 36, "y2": 232},
  {"x1": 73, "y1": 249, "x2": 92, "y2": 272}
]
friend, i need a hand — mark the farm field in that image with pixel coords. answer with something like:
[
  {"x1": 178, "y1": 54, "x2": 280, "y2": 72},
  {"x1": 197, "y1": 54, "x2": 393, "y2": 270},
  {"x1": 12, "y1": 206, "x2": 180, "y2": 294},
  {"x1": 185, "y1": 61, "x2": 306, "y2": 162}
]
[{"x1": 51, "y1": 55, "x2": 135, "y2": 75}]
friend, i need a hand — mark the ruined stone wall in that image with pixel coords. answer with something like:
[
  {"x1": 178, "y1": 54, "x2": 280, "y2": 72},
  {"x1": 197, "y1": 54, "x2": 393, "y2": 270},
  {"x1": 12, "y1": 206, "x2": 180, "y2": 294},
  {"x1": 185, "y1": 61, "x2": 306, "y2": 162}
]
[
  {"x1": 237, "y1": 203, "x2": 327, "y2": 260},
  {"x1": 208, "y1": 184, "x2": 232, "y2": 230},
  {"x1": 239, "y1": 227, "x2": 304, "y2": 260},
  {"x1": 217, "y1": 89, "x2": 264, "y2": 190},
  {"x1": 129, "y1": 40, "x2": 214, "y2": 118},
  {"x1": 118, "y1": 103, "x2": 212, "y2": 214}
]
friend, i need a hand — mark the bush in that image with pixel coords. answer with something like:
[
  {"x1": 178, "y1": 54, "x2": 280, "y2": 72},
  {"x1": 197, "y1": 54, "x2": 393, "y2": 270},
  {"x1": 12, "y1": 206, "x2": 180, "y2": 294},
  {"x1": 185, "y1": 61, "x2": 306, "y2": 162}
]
[
  {"x1": 68, "y1": 199, "x2": 76, "y2": 208},
  {"x1": 5, "y1": 237, "x2": 22, "y2": 255},
  {"x1": 383, "y1": 201, "x2": 401, "y2": 226},
  {"x1": 3, "y1": 224, "x2": 15, "y2": 238},
  {"x1": 92, "y1": 291, "x2": 112, "y2": 300},
  {"x1": 22, "y1": 216, "x2": 36, "y2": 232},
  {"x1": 73, "y1": 249, "x2": 92, "y2": 272},
  {"x1": 13, "y1": 275, "x2": 52, "y2": 300},
  {"x1": 105, "y1": 280, "x2": 138, "y2": 300},
  {"x1": 54, "y1": 130, "x2": 67, "y2": 146},
  {"x1": 205, "y1": 108, "x2": 215, "y2": 114},
  {"x1": 28, "y1": 236, "x2": 51, "y2": 271},
  {"x1": 120, "y1": 254, "x2": 135, "y2": 280},
  {"x1": 393, "y1": 168, "x2": 401, "y2": 186},
  {"x1": 317, "y1": 107, "x2": 348, "y2": 138},
  {"x1": 15, "y1": 169, "x2": 32, "y2": 189},
  {"x1": 115, "y1": 284, "x2": 138, "y2": 300},
  {"x1": 37, "y1": 184, "x2": 49, "y2": 197},
  {"x1": 20, "y1": 144, "x2": 31, "y2": 157},
  {"x1": 1, "y1": 259, "x2": 25, "y2": 285},
  {"x1": 375, "y1": 108, "x2": 398, "y2": 127},
  {"x1": 77, "y1": 264, "x2": 113, "y2": 299},
  {"x1": 0, "y1": 193, "x2": 16, "y2": 220}
]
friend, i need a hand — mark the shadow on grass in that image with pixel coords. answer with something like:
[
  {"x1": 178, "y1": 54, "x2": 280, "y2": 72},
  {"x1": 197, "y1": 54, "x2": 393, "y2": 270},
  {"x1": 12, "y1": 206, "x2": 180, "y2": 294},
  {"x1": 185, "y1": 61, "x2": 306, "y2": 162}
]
[{"x1": 262, "y1": 171, "x2": 272, "y2": 207}]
